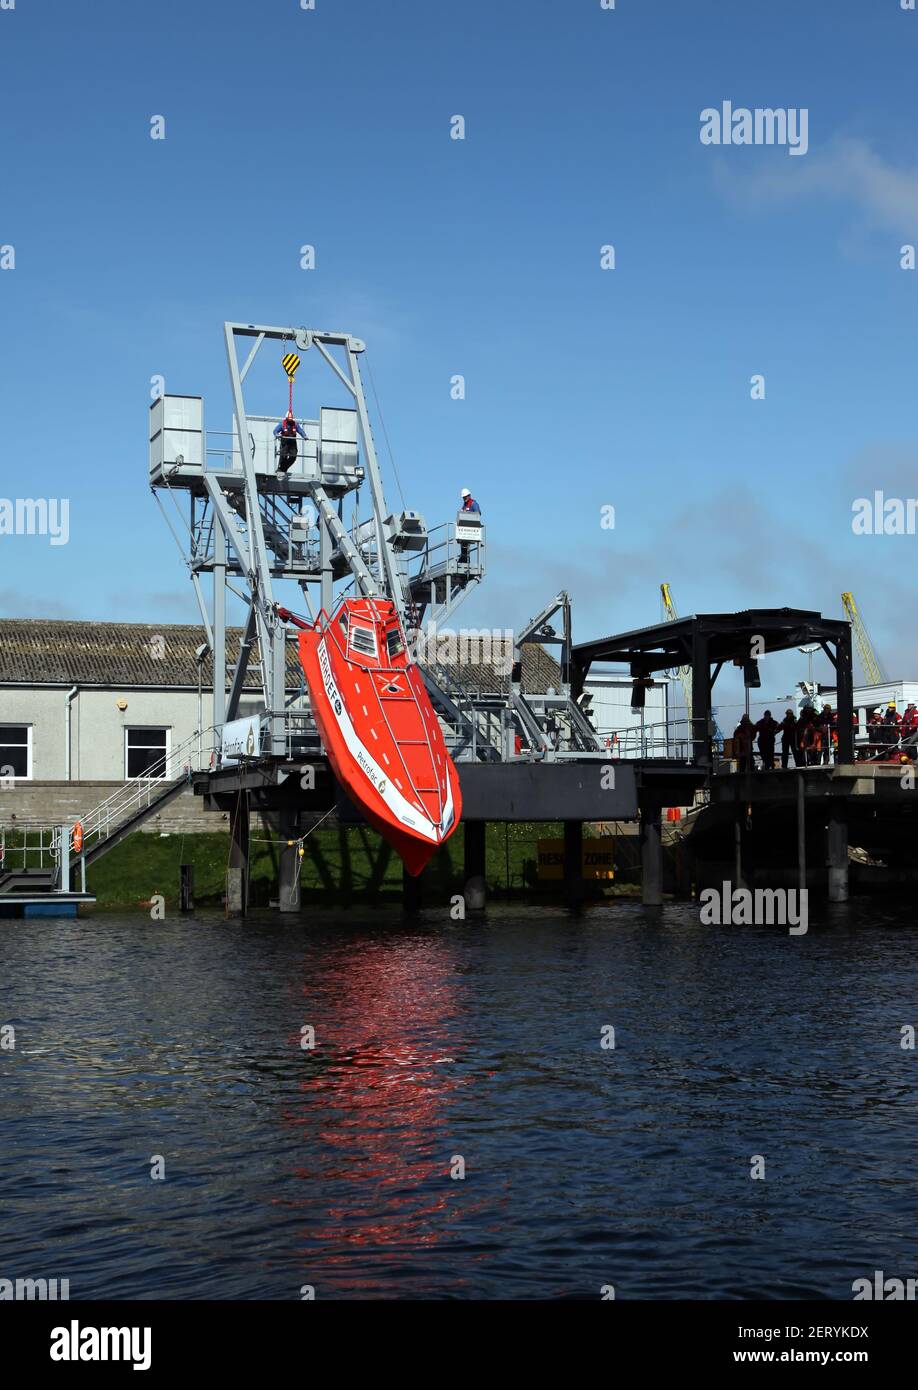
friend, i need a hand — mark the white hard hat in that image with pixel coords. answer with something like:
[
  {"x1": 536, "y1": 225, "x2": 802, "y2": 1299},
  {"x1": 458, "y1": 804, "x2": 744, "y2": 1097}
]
[{"x1": 460, "y1": 487, "x2": 471, "y2": 497}]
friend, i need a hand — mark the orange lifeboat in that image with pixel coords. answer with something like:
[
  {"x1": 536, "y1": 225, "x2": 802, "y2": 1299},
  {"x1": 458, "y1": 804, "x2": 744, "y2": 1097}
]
[{"x1": 279, "y1": 598, "x2": 461, "y2": 876}]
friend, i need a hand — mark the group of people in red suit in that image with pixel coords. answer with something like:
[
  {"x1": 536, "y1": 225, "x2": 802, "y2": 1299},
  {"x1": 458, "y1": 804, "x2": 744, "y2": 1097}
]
[{"x1": 732, "y1": 701, "x2": 917, "y2": 770}]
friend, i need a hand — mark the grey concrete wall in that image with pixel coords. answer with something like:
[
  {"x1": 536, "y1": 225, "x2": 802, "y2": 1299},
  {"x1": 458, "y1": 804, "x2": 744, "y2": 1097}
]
[{"x1": 0, "y1": 782, "x2": 226, "y2": 834}]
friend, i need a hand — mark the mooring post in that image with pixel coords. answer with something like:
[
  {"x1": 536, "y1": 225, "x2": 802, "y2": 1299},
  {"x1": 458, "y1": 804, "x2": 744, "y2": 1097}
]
[
  {"x1": 563, "y1": 819, "x2": 584, "y2": 911},
  {"x1": 734, "y1": 811, "x2": 750, "y2": 891},
  {"x1": 179, "y1": 863, "x2": 194, "y2": 913},
  {"x1": 796, "y1": 773, "x2": 806, "y2": 894},
  {"x1": 827, "y1": 801, "x2": 848, "y2": 903},
  {"x1": 463, "y1": 819, "x2": 487, "y2": 912},
  {"x1": 403, "y1": 863, "x2": 422, "y2": 916},
  {"x1": 639, "y1": 802, "x2": 663, "y2": 906},
  {"x1": 277, "y1": 811, "x2": 302, "y2": 914},
  {"x1": 226, "y1": 792, "x2": 250, "y2": 916}
]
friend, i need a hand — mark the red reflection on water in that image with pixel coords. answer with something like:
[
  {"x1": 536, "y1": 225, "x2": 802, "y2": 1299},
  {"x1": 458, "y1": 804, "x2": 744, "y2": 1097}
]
[{"x1": 277, "y1": 937, "x2": 492, "y2": 1283}]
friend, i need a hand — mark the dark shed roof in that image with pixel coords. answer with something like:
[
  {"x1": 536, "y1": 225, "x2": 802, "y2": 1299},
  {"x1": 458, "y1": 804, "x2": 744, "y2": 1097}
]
[{"x1": 0, "y1": 618, "x2": 560, "y2": 695}]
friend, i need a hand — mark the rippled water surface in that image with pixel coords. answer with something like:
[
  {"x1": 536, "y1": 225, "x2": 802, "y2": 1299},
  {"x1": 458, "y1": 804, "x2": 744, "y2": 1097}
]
[{"x1": 1, "y1": 901, "x2": 917, "y2": 1299}]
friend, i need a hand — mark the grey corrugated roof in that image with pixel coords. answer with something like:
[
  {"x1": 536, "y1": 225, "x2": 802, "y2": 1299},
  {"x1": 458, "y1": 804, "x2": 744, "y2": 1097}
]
[
  {"x1": 0, "y1": 619, "x2": 277, "y2": 688},
  {"x1": 0, "y1": 618, "x2": 561, "y2": 694}
]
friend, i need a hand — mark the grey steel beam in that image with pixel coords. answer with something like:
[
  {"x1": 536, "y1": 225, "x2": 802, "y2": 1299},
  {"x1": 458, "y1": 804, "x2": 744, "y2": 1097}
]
[
  {"x1": 238, "y1": 332, "x2": 265, "y2": 383},
  {"x1": 225, "y1": 603, "x2": 259, "y2": 722},
  {"x1": 458, "y1": 760, "x2": 638, "y2": 821},
  {"x1": 311, "y1": 485, "x2": 378, "y2": 596},
  {"x1": 224, "y1": 323, "x2": 282, "y2": 743},
  {"x1": 203, "y1": 475, "x2": 253, "y2": 577},
  {"x1": 213, "y1": 520, "x2": 226, "y2": 745}
]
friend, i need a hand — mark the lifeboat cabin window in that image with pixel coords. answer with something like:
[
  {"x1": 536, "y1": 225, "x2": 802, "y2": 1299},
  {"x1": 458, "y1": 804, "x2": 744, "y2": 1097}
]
[
  {"x1": 386, "y1": 629, "x2": 405, "y2": 661},
  {"x1": 349, "y1": 624, "x2": 378, "y2": 659},
  {"x1": 337, "y1": 609, "x2": 349, "y2": 637}
]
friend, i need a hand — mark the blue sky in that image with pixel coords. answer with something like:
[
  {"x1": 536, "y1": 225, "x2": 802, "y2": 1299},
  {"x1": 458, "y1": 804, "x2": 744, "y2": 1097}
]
[{"x1": 2, "y1": 0, "x2": 918, "y2": 720}]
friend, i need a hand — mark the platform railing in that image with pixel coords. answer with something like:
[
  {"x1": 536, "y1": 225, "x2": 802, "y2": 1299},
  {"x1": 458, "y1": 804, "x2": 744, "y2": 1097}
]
[
  {"x1": 594, "y1": 715, "x2": 717, "y2": 762},
  {"x1": 0, "y1": 824, "x2": 62, "y2": 876},
  {"x1": 409, "y1": 520, "x2": 484, "y2": 584}
]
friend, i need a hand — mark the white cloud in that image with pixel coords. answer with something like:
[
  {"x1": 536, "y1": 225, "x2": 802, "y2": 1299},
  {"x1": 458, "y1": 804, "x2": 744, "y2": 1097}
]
[{"x1": 714, "y1": 137, "x2": 918, "y2": 237}]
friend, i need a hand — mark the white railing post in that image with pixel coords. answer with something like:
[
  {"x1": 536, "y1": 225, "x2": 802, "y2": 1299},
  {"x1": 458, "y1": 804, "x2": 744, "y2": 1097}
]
[{"x1": 59, "y1": 826, "x2": 70, "y2": 892}]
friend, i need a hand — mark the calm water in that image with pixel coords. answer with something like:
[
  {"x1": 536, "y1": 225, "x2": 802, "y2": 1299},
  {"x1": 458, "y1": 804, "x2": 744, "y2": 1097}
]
[{"x1": 1, "y1": 901, "x2": 916, "y2": 1300}]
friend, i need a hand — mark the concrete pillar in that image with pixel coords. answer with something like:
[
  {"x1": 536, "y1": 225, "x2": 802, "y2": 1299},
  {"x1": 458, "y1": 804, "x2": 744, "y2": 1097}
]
[
  {"x1": 827, "y1": 803, "x2": 848, "y2": 903},
  {"x1": 640, "y1": 803, "x2": 663, "y2": 906},
  {"x1": 226, "y1": 792, "x2": 249, "y2": 915},
  {"x1": 563, "y1": 819, "x2": 584, "y2": 912},
  {"x1": 463, "y1": 820, "x2": 487, "y2": 912},
  {"x1": 278, "y1": 810, "x2": 302, "y2": 914}
]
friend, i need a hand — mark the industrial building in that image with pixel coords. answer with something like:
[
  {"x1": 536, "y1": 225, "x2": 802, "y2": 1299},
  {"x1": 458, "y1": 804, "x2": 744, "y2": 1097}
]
[{"x1": 0, "y1": 615, "x2": 565, "y2": 787}]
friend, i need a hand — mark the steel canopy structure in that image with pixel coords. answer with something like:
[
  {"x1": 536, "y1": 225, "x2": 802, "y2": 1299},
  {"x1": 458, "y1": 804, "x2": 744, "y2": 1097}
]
[{"x1": 572, "y1": 608, "x2": 855, "y2": 768}]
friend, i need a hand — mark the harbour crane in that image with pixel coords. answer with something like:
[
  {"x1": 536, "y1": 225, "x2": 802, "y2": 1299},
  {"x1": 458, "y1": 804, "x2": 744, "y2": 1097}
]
[
  {"x1": 660, "y1": 582, "x2": 694, "y2": 714},
  {"x1": 840, "y1": 592, "x2": 886, "y2": 686}
]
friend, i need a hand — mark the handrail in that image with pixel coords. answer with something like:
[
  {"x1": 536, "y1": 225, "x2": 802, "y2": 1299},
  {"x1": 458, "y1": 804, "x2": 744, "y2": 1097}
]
[{"x1": 75, "y1": 725, "x2": 215, "y2": 845}]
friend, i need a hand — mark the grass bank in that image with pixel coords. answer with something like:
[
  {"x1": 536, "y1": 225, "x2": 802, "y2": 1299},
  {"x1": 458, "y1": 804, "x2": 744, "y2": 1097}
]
[{"x1": 86, "y1": 822, "x2": 621, "y2": 911}]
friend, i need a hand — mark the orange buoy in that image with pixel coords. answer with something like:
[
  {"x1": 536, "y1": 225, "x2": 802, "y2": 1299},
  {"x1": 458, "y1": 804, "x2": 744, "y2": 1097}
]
[{"x1": 71, "y1": 821, "x2": 84, "y2": 853}]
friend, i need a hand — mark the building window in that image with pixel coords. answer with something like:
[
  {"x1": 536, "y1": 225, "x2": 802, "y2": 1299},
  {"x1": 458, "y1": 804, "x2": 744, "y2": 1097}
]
[
  {"x1": 0, "y1": 725, "x2": 31, "y2": 780},
  {"x1": 125, "y1": 727, "x2": 169, "y2": 779}
]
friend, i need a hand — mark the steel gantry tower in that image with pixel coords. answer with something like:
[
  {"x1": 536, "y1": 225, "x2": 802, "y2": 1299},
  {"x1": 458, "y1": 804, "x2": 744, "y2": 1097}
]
[{"x1": 149, "y1": 321, "x2": 487, "y2": 758}]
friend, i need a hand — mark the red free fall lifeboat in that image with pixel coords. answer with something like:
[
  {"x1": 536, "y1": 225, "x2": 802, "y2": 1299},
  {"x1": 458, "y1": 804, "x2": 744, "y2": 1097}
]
[{"x1": 280, "y1": 598, "x2": 462, "y2": 876}]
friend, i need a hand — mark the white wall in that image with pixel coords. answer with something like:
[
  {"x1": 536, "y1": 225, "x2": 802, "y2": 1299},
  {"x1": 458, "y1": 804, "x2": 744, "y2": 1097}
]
[
  {"x1": 0, "y1": 686, "x2": 266, "y2": 781},
  {"x1": 585, "y1": 674, "x2": 671, "y2": 736}
]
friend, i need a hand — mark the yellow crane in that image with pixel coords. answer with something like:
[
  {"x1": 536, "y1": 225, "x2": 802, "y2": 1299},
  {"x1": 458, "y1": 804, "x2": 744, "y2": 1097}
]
[
  {"x1": 841, "y1": 592, "x2": 886, "y2": 686},
  {"x1": 660, "y1": 582, "x2": 693, "y2": 713}
]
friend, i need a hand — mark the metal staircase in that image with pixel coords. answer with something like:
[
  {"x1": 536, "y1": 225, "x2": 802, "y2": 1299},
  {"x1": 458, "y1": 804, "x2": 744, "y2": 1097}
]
[
  {"x1": 0, "y1": 729, "x2": 210, "y2": 900},
  {"x1": 73, "y1": 727, "x2": 208, "y2": 866}
]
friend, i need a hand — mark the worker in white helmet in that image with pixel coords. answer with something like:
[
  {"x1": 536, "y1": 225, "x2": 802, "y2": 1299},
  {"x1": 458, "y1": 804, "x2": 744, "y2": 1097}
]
[{"x1": 459, "y1": 487, "x2": 480, "y2": 562}]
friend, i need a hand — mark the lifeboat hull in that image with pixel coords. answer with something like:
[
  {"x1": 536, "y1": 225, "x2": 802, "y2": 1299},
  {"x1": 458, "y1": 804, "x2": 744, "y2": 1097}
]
[{"x1": 293, "y1": 599, "x2": 461, "y2": 876}]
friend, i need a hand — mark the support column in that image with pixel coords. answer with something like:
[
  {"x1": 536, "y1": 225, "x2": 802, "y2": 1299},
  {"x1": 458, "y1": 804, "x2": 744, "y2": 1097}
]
[
  {"x1": 564, "y1": 819, "x2": 584, "y2": 912},
  {"x1": 403, "y1": 864, "x2": 423, "y2": 916},
  {"x1": 690, "y1": 635, "x2": 712, "y2": 771},
  {"x1": 827, "y1": 802, "x2": 848, "y2": 903},
  {"x1": 796, "y1": 773, "x2": 806, "y2": 894},
  {"x1": 277, "y1": 810, "x2": 302, "y2": 914},
  {"x1": 835, "y1": 629, "x2": 855, "y2": 765},
  {"x1": 226, "y1": 792, "x2": 250, "y2": 915},
  {"x1": 213, "y1": 523, "x2": 226, "y2": 755},
  {"x1": 320, "y1": 514, "x2": 333, "y2": 615},
  {"x1": 640, "y1": 803, "x2": 663, "y2": 906},
  {"x1": 734, "y1": 806, "x2": 750, "y2": 891},
  {"x1": 463, "y1": 820, "x2": 487, "y2": 911}
]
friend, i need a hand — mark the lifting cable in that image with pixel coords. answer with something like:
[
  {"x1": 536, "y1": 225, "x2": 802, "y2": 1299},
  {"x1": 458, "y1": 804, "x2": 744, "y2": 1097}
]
[{"x1": 364, "y1": 350, "x2": 407, "y2": 513}]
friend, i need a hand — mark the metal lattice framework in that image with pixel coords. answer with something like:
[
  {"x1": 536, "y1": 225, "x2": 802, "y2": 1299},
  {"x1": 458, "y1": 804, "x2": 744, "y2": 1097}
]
[{"x1": 149, "y1": 321, "x2": 487, "y2": 758}]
